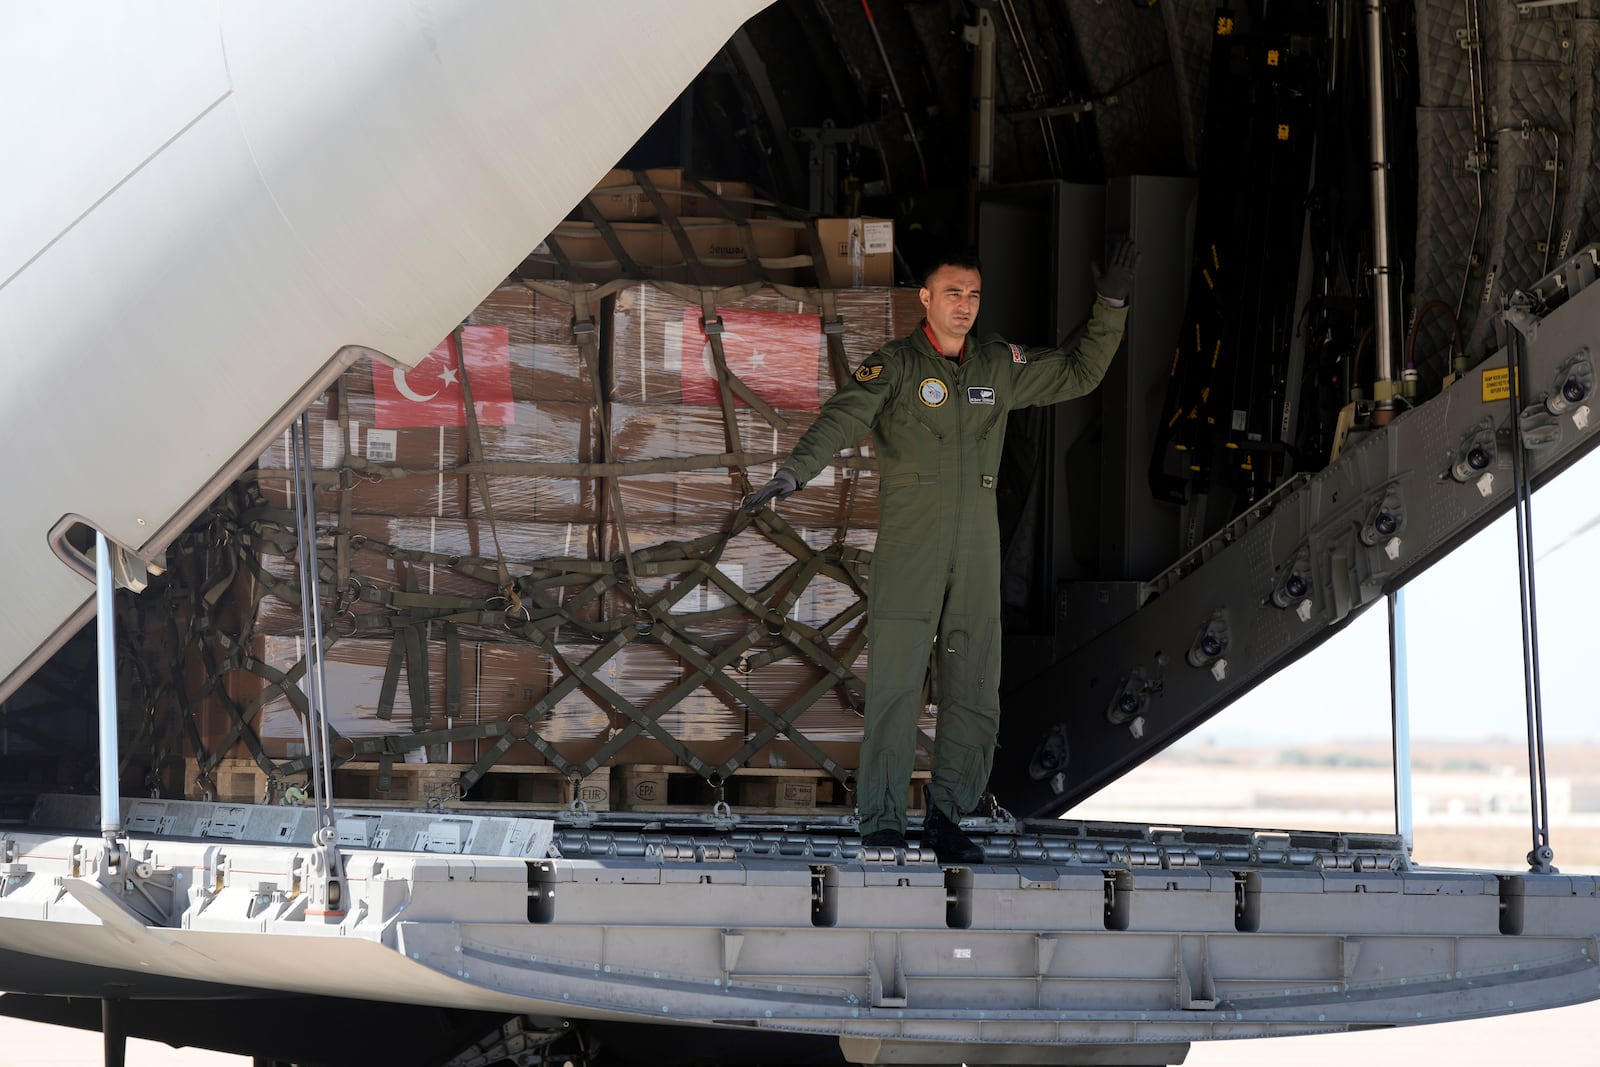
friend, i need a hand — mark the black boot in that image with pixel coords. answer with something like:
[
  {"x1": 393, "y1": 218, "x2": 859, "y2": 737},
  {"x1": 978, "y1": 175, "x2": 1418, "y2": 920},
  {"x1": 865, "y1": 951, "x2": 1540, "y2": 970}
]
[
  {"x1": 861, "y1": 828, "x2": 907, "y2": 850},
  {"x1": 922, "y1": 801, "x2": 985, "y2": 865}
]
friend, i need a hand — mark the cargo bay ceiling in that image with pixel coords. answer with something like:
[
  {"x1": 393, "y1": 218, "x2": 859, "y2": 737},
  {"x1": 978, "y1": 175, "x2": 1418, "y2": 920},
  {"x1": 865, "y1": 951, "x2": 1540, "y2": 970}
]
[{"x1": 657, "y1": 0, "x2": 1597, "y2": 383}]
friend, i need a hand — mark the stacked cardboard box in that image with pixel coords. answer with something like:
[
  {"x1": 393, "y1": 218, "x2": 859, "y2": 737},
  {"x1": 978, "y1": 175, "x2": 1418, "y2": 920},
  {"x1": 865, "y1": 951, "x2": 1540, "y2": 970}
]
[
  {"x1": 606, "y1": 282, "x2": 923, "y2": 528},
  {"x1": 194, "y1": 634, "x2": 617, "y2": 769},
  {"x1": 813, "y1": 217, "x2": 896, "y2": 288},
  {"x1": 247, "y1": 515, "x2": 601, "y2": 638},
  {"x1": 199, "y1": 282, "x2": 608, "y2": 772},
  {"x1": 528, "y1": 169, "x2": 901, "y2": 292},
  {"x1": 527, "y1": 168, "x2": 810, "y2": 286},
  {"x1": 183, "y1": 245, "x2": 936, "y2": 798},
  {"x1": 598, "y1": 524, "x2": 873, "y2": 640}
]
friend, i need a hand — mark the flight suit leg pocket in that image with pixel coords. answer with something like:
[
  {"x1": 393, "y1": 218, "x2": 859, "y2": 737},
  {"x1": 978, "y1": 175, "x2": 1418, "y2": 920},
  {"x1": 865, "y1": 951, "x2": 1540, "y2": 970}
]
[
  {"x1": 930, "y1": 736, "x2": 986, "y2": 818},
  {"x1": 938, "y1": 615, "x2": 1000, "y2": 719}
]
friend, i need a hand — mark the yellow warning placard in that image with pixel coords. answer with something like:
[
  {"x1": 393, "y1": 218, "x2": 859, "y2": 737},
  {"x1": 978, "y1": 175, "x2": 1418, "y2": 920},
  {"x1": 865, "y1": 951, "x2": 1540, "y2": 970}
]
[{"x1": 1481, "y1": 367, "x2": 1518, "y2": 402}]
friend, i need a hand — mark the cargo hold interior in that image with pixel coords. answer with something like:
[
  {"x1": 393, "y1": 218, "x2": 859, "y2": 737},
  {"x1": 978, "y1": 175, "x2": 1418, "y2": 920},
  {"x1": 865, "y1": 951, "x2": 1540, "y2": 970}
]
[{"x1": 5, "y1": 0, "x2": 1599, "y2": 832}]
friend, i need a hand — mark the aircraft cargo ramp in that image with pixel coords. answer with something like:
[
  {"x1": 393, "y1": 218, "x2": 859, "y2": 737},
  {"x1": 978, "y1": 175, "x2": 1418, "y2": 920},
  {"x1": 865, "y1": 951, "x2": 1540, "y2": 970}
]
[
  {"x1": 994, "y1": 248, "x2": 1600, "y2": 817},
  {"x1": 2, "y1": 793, "x2": 1599, "y2": 1067}
]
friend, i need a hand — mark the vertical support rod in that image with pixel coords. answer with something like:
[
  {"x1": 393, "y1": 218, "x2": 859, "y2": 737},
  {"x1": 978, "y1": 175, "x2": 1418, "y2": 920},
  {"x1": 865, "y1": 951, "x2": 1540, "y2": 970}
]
[
  {"x1": 1364, "y1": 0, "x2": 1398, "y2": 403},
  {"x1": 1504, "y1": 317, "x2": 1556, "y2": 872},
  {"x1": 965, "y1": 9, "x2": 997, "y2": 246},
  {"x1": 94, "y1": 531, "x2": 121, "y2": 840},
  {"x1": 102, "y1": 997, "x2": 126, "y2": 1067},
  {"x1": 291, "y1": 415, "x2": 335, "y2": 827},
  {"x1": 972, "y1": 10, "x2": 996, "y2": 187},
  {"x1": 1387, "y1": 589, "x2": 1414, "y2": 854}
]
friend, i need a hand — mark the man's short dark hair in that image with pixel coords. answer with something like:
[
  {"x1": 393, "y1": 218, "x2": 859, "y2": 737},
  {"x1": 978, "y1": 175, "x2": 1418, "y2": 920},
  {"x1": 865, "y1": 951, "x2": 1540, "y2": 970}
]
[{"x1": 920, "y1": 249, "x2": 983, "y2": 289}]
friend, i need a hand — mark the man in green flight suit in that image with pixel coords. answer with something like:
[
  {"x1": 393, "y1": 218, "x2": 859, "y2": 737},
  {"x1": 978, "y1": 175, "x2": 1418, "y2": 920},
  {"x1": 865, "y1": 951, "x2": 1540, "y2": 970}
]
[{"x1": 746, "y1": 242, "x2": 1138, "y2": 863}]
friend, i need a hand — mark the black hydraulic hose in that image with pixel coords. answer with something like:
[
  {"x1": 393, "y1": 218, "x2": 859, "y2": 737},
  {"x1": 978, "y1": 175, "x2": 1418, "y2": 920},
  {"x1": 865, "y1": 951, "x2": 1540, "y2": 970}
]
[
  {"x1": 858, "y1": 0, "x2": 929, "y2": 189},
  {"x1": 1406, "y1": 299, "x2": 1464, "y2": 374}
]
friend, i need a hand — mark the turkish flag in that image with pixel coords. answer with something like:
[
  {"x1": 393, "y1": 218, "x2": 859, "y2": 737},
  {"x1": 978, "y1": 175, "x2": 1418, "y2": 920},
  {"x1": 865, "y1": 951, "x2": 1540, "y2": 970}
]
[
  {"x1": 372, "y1": 326, "x2": 515, "y2": 428},
  {"x1": 680, "y1": 307, "x2": 822, "y2": 410}
]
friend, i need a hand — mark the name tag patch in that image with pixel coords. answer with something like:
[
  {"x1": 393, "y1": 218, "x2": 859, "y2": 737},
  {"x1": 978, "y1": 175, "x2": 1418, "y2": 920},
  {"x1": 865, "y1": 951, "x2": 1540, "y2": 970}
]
[
  {"x1": 967, "y1": 386, "x2": 996, "y2": 405},
  {"x1": 1010, "y1": 344, "x2": 1026, "y2": 364}
]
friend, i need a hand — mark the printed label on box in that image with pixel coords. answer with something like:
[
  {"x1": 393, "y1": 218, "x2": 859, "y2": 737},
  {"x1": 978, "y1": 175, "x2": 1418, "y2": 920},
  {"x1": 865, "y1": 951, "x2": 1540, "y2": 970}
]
[
  {"x1": 706, "y1": 563, "x2": 744, "y2": 612},
  {"x1": 862, "y1": 221, "x2": 893, "y2": 254},
  {"x1": 678, "y1": 584, "x2": 704, "y2": 614},
  {"x1": 366, "y1": 429, "x2": 398, "y2": 463},
  {"x1": 320, "y1": 419, "x2": 341, "y2": 467},
  {"x1": 662, "y1": 317, "x2": 683, "y2": 373}
]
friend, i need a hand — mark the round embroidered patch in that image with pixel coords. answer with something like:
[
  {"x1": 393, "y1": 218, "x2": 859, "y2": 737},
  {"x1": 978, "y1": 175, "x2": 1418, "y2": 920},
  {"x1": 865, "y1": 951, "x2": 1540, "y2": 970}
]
[{"x1": 918, "y1": 378, "x2": 949, "y2": 407}]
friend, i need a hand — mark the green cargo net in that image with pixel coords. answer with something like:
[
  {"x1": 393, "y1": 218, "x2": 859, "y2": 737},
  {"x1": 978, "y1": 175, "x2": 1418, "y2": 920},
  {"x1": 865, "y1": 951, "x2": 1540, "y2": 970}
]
[{"x1": 163, "y1": 277, "x2": 936, "y2": 808}]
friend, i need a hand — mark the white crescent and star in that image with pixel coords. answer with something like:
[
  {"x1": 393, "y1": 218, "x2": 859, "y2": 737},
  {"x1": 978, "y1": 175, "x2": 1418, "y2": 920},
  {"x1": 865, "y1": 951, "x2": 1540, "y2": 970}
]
[
  {"x1": 699, "y1": 334, "x2": 766, "y2": 377},
  {"x1": 393, "y1": 359, "x2": 459, "y2": 403}
]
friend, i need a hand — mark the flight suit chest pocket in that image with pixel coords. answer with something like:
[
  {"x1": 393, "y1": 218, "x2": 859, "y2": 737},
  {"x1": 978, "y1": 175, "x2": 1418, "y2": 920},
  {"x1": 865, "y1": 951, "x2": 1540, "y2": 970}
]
[
  {"x1": 908, "y1": 406, "x2": 946, "y2": 440},
  {"x1": 879, "y1": 471, "x2": 942, "y2": 544}
]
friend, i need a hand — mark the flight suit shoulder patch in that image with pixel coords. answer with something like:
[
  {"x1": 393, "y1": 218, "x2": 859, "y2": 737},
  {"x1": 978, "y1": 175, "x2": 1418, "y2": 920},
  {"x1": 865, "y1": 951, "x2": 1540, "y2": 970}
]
[{"x1": 854, "y1": 362, "x2": 883, "y2": 383}]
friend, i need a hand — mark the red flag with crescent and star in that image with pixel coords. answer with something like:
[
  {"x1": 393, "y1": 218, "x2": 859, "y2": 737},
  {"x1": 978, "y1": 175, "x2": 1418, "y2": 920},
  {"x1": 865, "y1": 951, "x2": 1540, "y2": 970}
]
[
  {"x1": 679, "y1": 307, "x2": 822, "y2": 410},
  {"x1": 371, "y1": 326, "x2": 515, "y2": 428}
]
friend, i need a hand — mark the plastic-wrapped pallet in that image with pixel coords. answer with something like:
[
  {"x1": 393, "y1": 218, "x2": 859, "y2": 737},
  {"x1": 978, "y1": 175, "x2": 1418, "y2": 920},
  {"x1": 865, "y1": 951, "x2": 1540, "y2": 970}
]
[
  {"x1": 253, "y1": 395, "x2": 598, "y2": 522},
  {"x1": 251, "y1": 280, "x2": 606, "y2": 520},
  {"x1": 539, "y1": 640, "x2": 746, "y2": 768},
  {"x1": 607, "y1": 283, "x2": 925, "y2": 406},
  {"x1": 245, "y1": 515, "x2": 602, "y2": 638},
  {"x1": 193, "y1": 634, "x2": 562, "y2": 766},
  {"x1": 598, "y1": 523, "x2": 873, "y2": 640},
  {"x1": 171, "y1": 264, "x2": 946, "y2": 808}
]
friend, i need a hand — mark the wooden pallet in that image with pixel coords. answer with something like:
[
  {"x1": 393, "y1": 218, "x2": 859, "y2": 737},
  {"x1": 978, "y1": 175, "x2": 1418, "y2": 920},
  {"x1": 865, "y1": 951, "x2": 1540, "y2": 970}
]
[
  {"x1": 614, "y1": 763, "x2": 931, "y2": 816},
  {"x1": 188, "y1": 758, "x2": 928, "y2": 818},
  {"x1": 186, "y1": 758, "x2": 610, "y2": 810}
]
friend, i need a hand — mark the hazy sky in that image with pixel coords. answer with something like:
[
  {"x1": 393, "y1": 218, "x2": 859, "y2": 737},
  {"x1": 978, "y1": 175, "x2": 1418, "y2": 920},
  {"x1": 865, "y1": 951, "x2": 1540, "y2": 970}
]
[{"x1": 1179, "y1": 443, "x2": 1600, "y2": 747}]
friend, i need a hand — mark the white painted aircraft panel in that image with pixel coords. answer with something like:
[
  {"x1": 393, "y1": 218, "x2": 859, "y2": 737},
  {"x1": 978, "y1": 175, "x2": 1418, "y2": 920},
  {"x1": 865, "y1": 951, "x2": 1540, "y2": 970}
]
[{"x1": 0, "y1": 0, "x2": 770, "y2": 700}]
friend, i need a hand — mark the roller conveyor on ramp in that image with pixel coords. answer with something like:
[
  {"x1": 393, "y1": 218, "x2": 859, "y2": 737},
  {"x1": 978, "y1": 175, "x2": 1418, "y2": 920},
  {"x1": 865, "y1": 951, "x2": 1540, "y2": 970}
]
[
  {"x1": 995, "y1": 248, "x2": 1600, "y2": 819},
  {"x1": 1, "y1": 793, "x2": 1598, "y2": 1066}
]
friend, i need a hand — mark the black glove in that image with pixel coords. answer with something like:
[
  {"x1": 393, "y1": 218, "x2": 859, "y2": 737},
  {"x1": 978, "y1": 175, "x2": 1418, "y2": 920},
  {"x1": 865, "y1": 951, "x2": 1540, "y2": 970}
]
[
  {"x1": 1092, "y1": 239, "x2": 1140, "y2": 305},
  {"x1": 744, "y1": 469, "x2": 799, "y2": 513}
]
